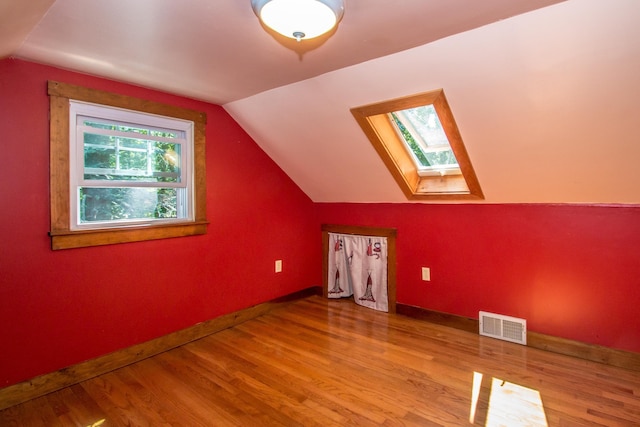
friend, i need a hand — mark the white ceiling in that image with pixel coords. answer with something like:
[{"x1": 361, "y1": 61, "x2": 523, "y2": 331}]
[{"x1": 3, "y1": 0, "x2": 640, "y2": 204}]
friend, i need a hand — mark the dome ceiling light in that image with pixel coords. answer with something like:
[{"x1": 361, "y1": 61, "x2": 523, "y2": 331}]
[{"x1": 251, "y1": 0, "x2": 345, "y2": 42}]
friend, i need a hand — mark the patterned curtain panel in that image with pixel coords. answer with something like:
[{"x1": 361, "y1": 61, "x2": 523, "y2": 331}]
[{"x1": 328, "y1": 233, "x2": 388, "y2": 312}]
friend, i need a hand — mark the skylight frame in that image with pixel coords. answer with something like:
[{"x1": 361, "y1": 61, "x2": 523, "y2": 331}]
[{"x1": 351, "y1": 89, "x2": 483, "y2": 200}]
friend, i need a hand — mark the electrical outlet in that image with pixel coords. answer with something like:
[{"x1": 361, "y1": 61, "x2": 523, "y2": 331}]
[
  {"x1": 421, "y1": 267, "x2": 430, "y2": 281},
  {"x1": 275, "y1": 260, "x2": 282, "y2": 273}
]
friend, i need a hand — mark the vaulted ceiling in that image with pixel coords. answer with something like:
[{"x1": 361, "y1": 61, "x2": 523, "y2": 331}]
[{"x1": 3, "y1": 0, "x2": 639, "y2": 204}]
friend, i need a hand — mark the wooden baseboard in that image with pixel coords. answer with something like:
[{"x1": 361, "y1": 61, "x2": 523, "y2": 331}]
[
  {"x1": 0, "y1": 286, "x2": 322, "y2": 411},
  {"x1": 397, "y1": 303, "x2": 640, "y2": 372}
]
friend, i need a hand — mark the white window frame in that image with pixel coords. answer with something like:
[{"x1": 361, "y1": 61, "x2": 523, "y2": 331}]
[{"x1": 69, "y1": 101, "x2": 195, "y2": 230}]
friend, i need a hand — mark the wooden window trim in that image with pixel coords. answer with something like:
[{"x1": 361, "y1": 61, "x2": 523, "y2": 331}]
[
  {"x1": 351, "y1": 89, "x2": 483, "y2": 200},
  {"x1": 48, "y1": 81, "x2": 208, "y2": 250}
]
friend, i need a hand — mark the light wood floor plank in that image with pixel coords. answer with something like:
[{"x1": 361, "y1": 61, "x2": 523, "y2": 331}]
[{"x1": 1, "y1": 296, "x2": 639, "y2": 426}]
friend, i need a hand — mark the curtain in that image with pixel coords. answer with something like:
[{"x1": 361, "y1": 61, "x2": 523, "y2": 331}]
[{"x1": 327, "y1": 233, "x2": 388, "y2": 312}]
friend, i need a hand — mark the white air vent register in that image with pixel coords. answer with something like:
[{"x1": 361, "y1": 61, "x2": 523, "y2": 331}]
[{"x1": 479, "y1": 311, "x2": 527, "y2": 345}]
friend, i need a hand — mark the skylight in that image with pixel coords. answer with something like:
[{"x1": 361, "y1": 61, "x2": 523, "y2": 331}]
[
  {"x1": 390, "y1": 105, "x2": 460, "y2": 176},
  {"x1": 351, "y1": 89, "x2": 483, "y2": 200}
]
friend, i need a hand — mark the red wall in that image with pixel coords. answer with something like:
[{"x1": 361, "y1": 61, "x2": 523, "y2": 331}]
[
  {"x1": 0, "y1": 59, "x2": 321, "y2": 388},
  {"x1": 316, "y1": 203, "x2": 640, "y2": 353}
]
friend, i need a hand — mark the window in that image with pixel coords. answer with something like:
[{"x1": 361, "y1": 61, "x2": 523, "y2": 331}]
[
  {"x1": 70, "y1": 102, "x2": 193, "y2": 229},
  {"x1": 49, "y1": 81, "x2": 207, "y2": 250},
  {"x1": 351, "y1": 89, "x2": 483, "y2": 200}
]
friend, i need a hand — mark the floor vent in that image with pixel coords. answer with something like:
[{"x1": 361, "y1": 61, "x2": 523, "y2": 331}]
[{"x1": 479, "y1": 311, "x2": 527, "y2": 345}]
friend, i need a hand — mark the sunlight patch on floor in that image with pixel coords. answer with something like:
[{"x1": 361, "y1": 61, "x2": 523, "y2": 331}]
[
  {"x1": 470, "y1": 372, "x2": 548, "y2": 426},
  {"x1": 469, "y1": 371, "x2": 484, "y2": 423}
]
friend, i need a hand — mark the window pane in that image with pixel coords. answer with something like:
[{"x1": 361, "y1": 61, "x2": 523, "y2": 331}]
[
  {"x1": 402, "y1": 105, "x2": 451, "y2": 150},
  {"x1": 83, "y1": 133, "x2": 181, "y2": 183},
  {"x1": 79, "y1": 187, "x2": 179, "y2": 223},
  {"x1": 392, "y1": 105, "x2": 460, "y2": 169},
  {"x1": 390, "y1": 113, "x2": 430, "y2": 167},
  {"x1": 84, "y1": 133, "x2": 115, "y2": 169},
  {"x1": 424, "y1": 149, "x2": 458, "y2": 167},
  {"x1": 82, "y1": 120, "x2": 178, "y2": 138}
]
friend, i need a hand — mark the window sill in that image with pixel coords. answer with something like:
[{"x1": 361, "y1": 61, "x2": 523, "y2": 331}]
[{"x1": 50, "y1": 221, "x2": 209, "y2": 250}]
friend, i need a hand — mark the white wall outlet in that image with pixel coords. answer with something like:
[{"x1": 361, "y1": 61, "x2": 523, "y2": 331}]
[
  {"x1": 275, "y1": 260, "x2": 282, "y2": 273},
  {"x1": 421, "y1": 267, "x2": 430, "y2": 281}
]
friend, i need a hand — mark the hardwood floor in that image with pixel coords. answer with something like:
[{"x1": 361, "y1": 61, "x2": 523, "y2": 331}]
[{"x1": 1, "y1": 296, "x2": 639, "y2": 426}]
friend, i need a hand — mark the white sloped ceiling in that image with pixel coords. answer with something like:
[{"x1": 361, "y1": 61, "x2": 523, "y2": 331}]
[{"x1": 225, "y1": 0, "x2": 640, "y2": 203}]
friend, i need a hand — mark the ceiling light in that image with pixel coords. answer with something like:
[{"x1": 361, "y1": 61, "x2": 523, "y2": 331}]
[{"x1": 251, "y1": 0, "x2": 345, "y2": 42}]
